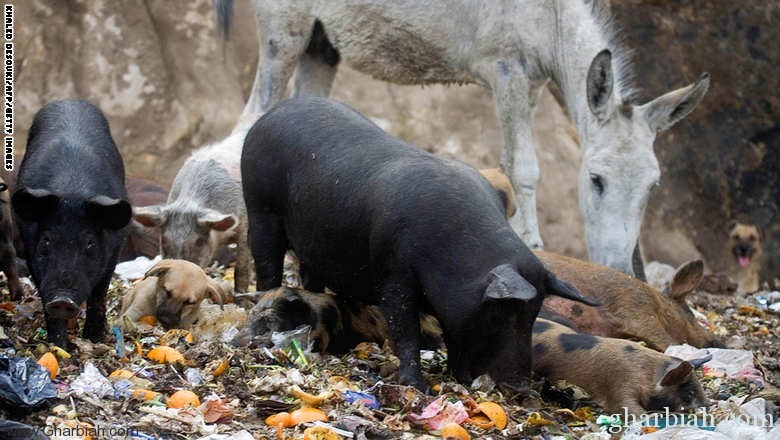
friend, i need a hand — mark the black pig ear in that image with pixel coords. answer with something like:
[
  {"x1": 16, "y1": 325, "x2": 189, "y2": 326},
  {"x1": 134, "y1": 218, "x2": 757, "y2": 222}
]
[
  {"x1": 86, "y1": 195, "x2": 132, "y2": 230},
  {"x1": 546, "y1": 275, "x2": 601, "y2": 306},
  {"x1": 660, "y1": 361, "x2": 693, "y2": 386},
  {"x1": 484, "y1": 264, "x2": 537, "y2": 302},
  {"x1": 12, "y1": 187, "x2": 60, "y2": 221}
]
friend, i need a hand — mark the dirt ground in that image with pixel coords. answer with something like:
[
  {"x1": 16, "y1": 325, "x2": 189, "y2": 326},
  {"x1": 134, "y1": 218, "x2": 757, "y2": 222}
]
[{"x1": 0, "y1": 265, "x2": 778, "y2": 440}]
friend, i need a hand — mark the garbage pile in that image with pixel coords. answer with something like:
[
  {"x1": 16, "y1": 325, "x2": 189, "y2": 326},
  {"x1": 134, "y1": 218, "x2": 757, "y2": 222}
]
[{"x1": 0, "y1": 266, "x2": 777, "y2": 440}]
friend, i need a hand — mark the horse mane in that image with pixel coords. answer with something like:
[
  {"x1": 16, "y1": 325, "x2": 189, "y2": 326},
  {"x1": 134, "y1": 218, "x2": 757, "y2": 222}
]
[{"x1": 584, "y1": 0, "x2": 638, "y2": 103}]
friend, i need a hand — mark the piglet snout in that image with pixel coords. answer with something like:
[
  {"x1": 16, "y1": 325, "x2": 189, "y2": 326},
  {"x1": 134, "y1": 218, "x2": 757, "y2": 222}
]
[
  {"x1": 499, "y1": 379, "x2": 531, "y2": 397},
  {"x1": 46, "y1": 296, "x2": 79, "y2": 319}
]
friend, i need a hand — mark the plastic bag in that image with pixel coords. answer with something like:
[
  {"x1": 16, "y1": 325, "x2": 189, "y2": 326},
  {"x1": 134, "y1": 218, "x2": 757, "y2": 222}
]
[
  {"x1": 69, "y1": 362, "x2": 113, "y2": 399},
  {"x1": 664, "y1": 344, "x2": 764, "y2": 385},
  {"x1": 114, "y1": 255, "x2": 161, "y2": 281},
  {"x1": 407, "y1": 395, "x2": 469, "y2": 430},
  {"x1": 0, "y1": 354, "x2": 57, "y2": 411}
]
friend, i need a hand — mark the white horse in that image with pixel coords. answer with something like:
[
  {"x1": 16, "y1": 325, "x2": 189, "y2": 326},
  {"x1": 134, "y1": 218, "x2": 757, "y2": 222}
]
[{"x1": 216, "y1": 0, "x2": 709, "y2": 276}]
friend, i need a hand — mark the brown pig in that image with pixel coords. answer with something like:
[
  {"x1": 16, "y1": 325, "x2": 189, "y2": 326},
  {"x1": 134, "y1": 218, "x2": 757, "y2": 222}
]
[
  {"x1": 0, "y1": 176, "x2": 22, "y2": 299},
  {"x1": 537, "y1": 251, "x2": 723, "y2": 350},
  {"x1": 119, "y1": 177, "x2": 169, "y2": 262},
  {"x1": 532, "y1": 318, "x2": 710, "y2": 416}
]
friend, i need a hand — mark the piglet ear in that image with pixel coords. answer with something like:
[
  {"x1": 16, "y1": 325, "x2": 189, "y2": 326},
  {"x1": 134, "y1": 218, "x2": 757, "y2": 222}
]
[
  {"x1": 86, "y1": 195, "x2": 132, "y2": 230},
  {"x1": 133, "y1": 205, "x2": 165, "y2": 228},
  {"x1": 660, "y1": 361, "x2": 694, "y2": 387},
  {"x1": 197, "y1": 210, "x2": 237, "y2": 232},
  {"x1": 668, "y1": 260, "x2": 703, "y2": 300},
  {"x1": 688, "y1": 354, "x2": 713, "y2": 369},
  {"x1": 12, "y1": 187, "x2": 60, "y2": 221},
  {"x1": 484, "y1": 264, "x2": 537, "y2": 302}
]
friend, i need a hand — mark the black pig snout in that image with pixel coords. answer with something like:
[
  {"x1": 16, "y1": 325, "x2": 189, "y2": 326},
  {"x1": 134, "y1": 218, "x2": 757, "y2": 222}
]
[{"x1": 46, "y1": 295, "x2": 80, "y2": 319}]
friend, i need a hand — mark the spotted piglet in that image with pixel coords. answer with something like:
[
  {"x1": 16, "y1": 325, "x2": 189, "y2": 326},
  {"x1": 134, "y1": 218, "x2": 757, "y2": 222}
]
[{"x1": 532, "y1": 318, "x2": 710, "y2": 416}]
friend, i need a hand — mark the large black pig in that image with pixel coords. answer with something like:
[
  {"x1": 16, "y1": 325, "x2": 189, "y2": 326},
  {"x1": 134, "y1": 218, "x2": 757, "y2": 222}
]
[
  {"x1": 241, "y1": 97, "x2": 598, "y2": 393},
  {"x1": 12, "y1": 100, "x2": 132, "y2": 347}
]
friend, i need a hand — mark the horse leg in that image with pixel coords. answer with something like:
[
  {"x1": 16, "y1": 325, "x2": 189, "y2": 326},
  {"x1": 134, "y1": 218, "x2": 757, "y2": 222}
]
[
  {"x1": 293, "y1": 22, "x2": 340, "y2": 97},
  {"x1": 243, "y1": 1, "x2": 313, "y2": 116},
  {"x1": 491, "y1": 60, "x2": 545, "y2": 249}
]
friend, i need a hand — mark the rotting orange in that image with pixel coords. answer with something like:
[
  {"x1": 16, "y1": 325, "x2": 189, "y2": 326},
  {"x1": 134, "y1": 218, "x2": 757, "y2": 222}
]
[
  {"x1": 289, "y1": 385, "x2": 331, "y2": 407},
  {"x1": 210, "y1": 354, "x2": 232, "y2": 377},
  {"x1": 147, "y1": 346, "x2": 184, "y2": 364},
  {"x1": 109, "y1": 369, "x2": 134, "y2": 380},
  {"x1": 166, "y1": 390, "x2": 200, "y2": 408},
  {"x1": 303, "y1": 426, "x2": 340, "y2": 440},
  {"x1": 477, "y1": 401, "x2": 507, "y2": 429},
  {"x1": 132, "y1": 389, "x2": 161, "y2": 401},
  {"x1": 37, "y1": 352, "x2": 59, "y2": 380},
  {"x1": 265, "y1": 411, "x2": 293, "y2": 428},
  {"x1": 466, "y1": 414, "x2": 493, "y2": 430},
  {"x1": 290, "y1": 407, "x2": 328, "y2": 425},
  {"x1": 441, "y1": 422, "x2": 470, "y2": 440}
]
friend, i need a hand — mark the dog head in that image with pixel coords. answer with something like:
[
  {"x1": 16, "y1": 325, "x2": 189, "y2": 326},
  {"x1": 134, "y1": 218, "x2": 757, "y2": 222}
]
[
  {"x1": 144, "y1": 259, "x2": 223, "y2": 329},
  {"x1": 728, "y1": 221, "x2": 761, "y2": 268}
]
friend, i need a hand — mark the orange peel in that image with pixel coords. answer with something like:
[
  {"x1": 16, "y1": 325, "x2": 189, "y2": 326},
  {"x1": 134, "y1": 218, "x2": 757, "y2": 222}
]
[
  {"x1": 477, "y1": 401, "x2": 507, "y2": 430},
  {"x1": 290, "y1": 407, "x2": 328, "y2": 425},
  {"x1": 147, "y1": 346, "x2": 184, "y2": 364},
  {"x1": 441, "y1": 422, "x2": 470, "y2": 440},
  {"x1": 37, "y1": 352, "x2": 59, "y2": 380},
  {"x1": 131, "y1": 389, "x2": 161, "y2": 401},
  {"x1": 289, "y1": 385, "x2": 332, "y2": 407},
  {"x1": 265, "y1": 412, "x2": 294, "y2": 428}
]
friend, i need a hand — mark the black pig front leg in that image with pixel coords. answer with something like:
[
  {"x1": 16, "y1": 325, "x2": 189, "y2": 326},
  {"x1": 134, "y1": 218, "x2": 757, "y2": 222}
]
[
  {"x1": 378, "y1": 276, "x2": 427, "y2": 392},
  {"x1": 248, "y1": 211, "x2": 287, "y2": 290},
  {"x1": 83, "y1": 276, "x2": 109, "y2": 343}
]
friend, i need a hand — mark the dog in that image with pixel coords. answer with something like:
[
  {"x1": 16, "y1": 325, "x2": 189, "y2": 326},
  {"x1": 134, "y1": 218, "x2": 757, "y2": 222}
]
[
  {"x1": 118, "y1": 259, "x2": 231, "y2": 329},
  {"x1": 479, "y1": 168, "x2": 516, "y2": 219},
  {"x1": 726, "y1": 221, "x2": 762, "y2": 294}
]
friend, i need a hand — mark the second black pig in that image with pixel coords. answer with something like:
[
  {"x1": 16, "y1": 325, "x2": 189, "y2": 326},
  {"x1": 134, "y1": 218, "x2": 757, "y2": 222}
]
[
  {"x1": 12, "y1": 100, "x2": 132, "y2": 347},
  {"x1": 241, "y1": 97, "x2": 598, "y2": 393}
]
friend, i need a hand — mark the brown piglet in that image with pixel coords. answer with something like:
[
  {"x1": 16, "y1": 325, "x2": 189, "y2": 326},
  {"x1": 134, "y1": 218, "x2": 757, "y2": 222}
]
[
  {"x1": 537, "y1": 251, "x2": 722, "y2": 351},
  {"x1": 532, "y1": 318, "x2": 710, "y2": 416}
]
